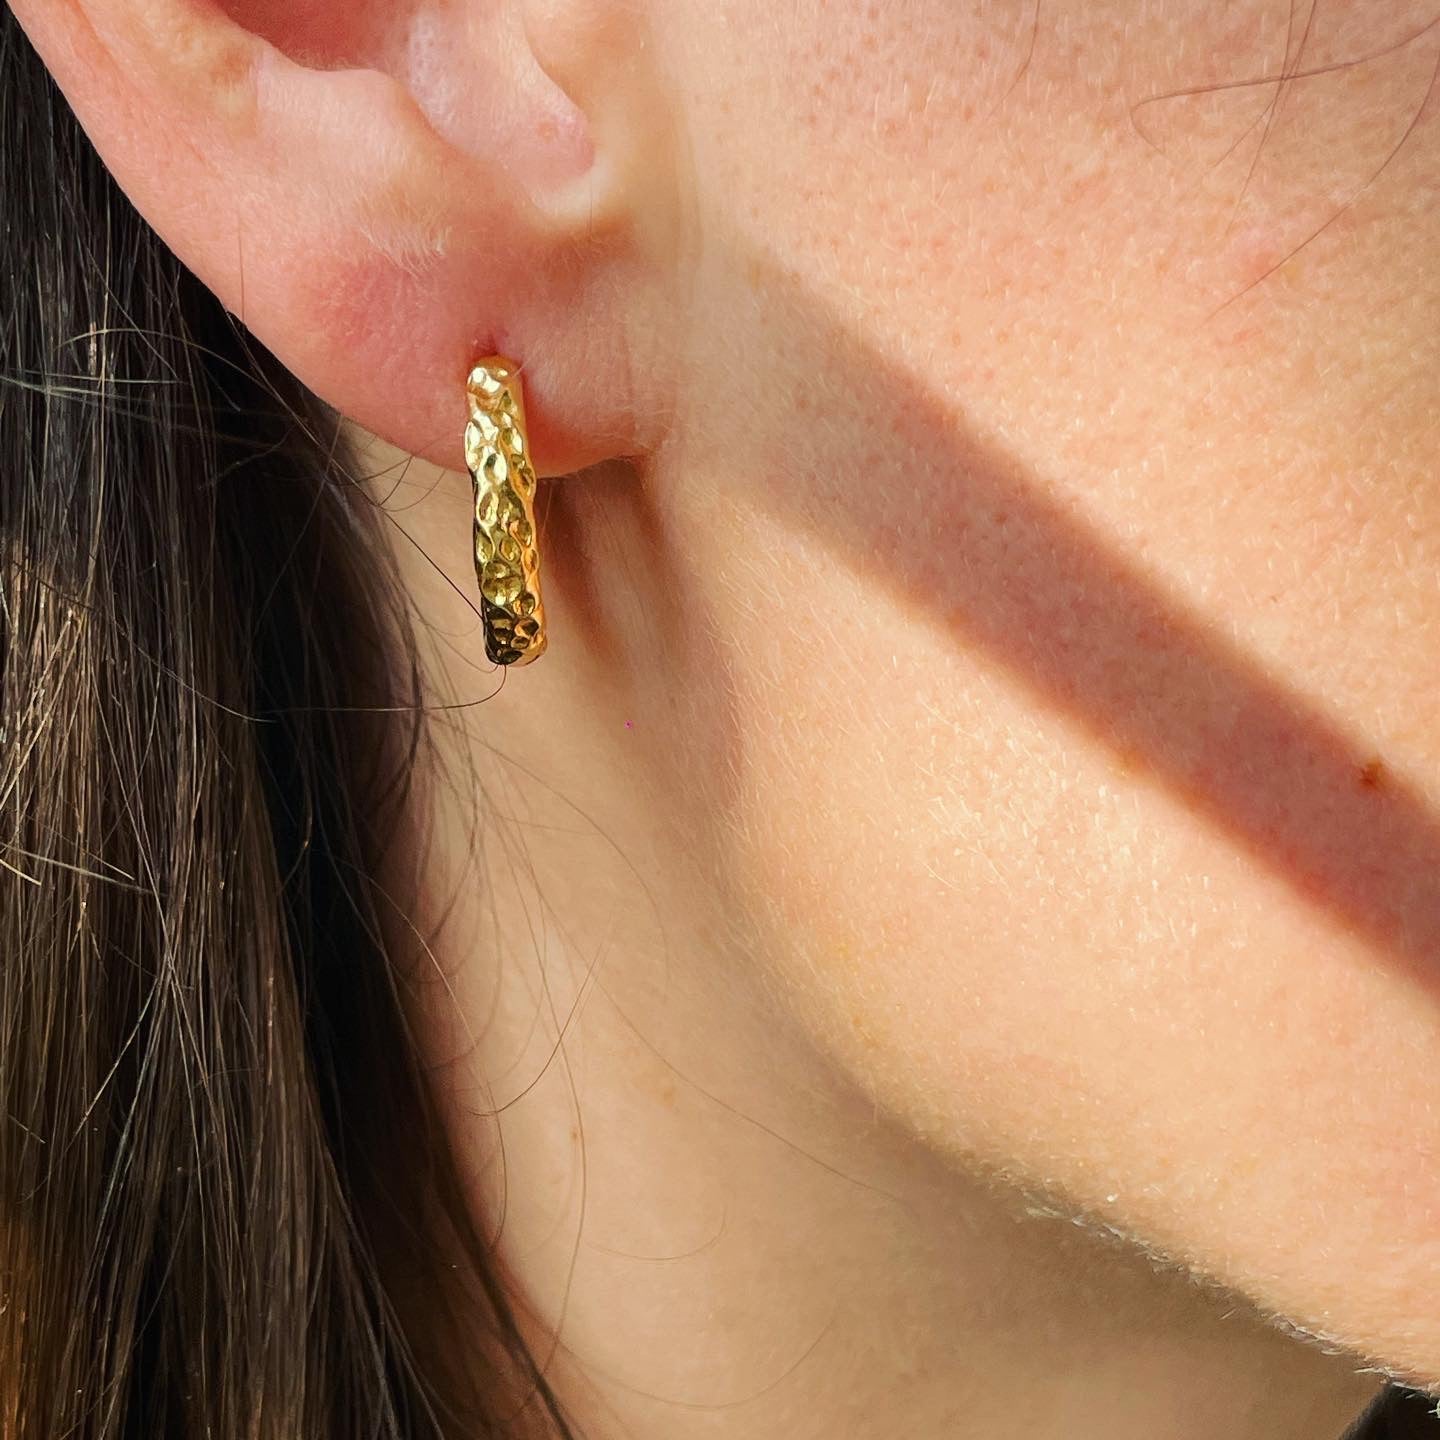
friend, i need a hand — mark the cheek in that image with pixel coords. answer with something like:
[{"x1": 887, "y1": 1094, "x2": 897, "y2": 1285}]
[
  {"x1": 673, "y1": 0, "x2": 1440, "y2": 1384},
  {"x1": 709, "y1": 528, "x2": 1440, "y2": 1390}
]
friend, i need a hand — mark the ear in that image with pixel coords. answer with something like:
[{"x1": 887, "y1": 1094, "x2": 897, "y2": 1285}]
[{"x1": 9, "y1": 0, "x2": 668, "y2": 474}]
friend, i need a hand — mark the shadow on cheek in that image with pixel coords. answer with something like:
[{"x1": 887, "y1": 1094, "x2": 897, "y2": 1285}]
[{"x1": 713, "y1": 231, "x2": 1440, "y2": 1015}]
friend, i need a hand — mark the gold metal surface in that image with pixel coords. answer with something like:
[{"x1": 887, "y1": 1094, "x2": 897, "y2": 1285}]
[{"x1": 465, "y1": 358, "x2": 548, "y2": 666}]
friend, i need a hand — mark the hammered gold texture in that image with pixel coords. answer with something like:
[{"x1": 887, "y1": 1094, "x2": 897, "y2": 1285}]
[{"x1": 465, "y1": 358, "x2": 548, "y2": 666}]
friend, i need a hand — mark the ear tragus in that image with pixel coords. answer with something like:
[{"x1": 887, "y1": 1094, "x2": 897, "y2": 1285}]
[{"x1": 222, "y1": 0, "x2": 599, "y2": 215}]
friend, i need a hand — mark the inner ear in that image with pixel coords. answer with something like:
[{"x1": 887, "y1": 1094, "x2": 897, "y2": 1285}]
[{"x1": 218, "y1": 0, "x2": 594, "y2": 186}]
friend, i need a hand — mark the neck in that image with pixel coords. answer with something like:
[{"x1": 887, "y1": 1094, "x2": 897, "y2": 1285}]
[{"x1": 364, "y1": 443, "x2": 1383, "y2": 1439}]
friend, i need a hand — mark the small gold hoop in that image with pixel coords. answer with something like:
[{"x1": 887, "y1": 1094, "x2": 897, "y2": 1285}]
[{"x1": 464, "y1": 358, "x2": 548, "y2": 667}]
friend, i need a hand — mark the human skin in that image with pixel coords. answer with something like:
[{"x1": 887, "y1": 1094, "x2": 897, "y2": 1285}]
[{"x1": 15, "y1": 0, "x2": 1440, "y2": 1434}]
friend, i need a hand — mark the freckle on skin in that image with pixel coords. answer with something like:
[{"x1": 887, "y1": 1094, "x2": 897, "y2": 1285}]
[
  {"x1": 1359, "y1": 757, "x2": 1386, "y2": 790},
  {"x1": 131, "y1": 4, "x2": 258, "y2": 123}
]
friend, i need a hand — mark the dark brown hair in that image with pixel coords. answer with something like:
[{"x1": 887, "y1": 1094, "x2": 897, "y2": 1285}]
[{"x1": 0, "y1": 12, "x2": 568, "y2": 1436}]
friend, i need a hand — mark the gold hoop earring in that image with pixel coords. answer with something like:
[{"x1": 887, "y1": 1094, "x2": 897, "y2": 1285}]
[{"x1": 465, "y1": 357, "x2": 548, "y2": 667}]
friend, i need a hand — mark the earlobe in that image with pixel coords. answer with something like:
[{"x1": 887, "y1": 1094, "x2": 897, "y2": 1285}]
[{"x1": 8, "y1": 0, "x2": 651, "y2": 478}]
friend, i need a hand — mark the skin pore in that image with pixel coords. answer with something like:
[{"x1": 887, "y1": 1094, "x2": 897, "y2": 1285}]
[{"x1": 13, "y1": 0, "x2": 1440, "y2": 1434}]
